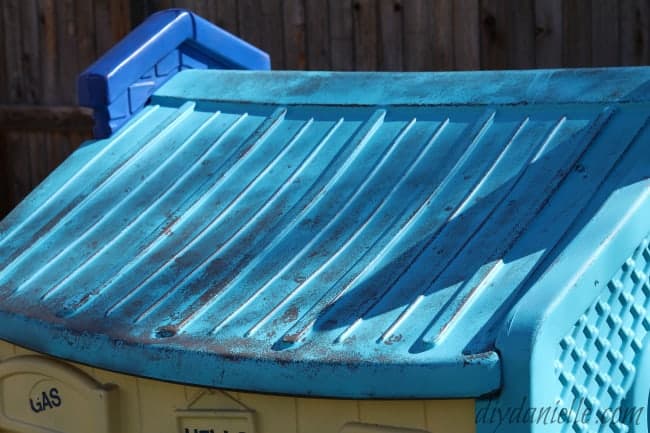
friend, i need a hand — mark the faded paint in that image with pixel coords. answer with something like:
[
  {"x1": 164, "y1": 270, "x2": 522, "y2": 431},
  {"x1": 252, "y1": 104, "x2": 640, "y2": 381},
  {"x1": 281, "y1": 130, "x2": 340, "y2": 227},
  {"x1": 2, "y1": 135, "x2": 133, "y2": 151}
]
[{"x1": 1, "y1": 68, "x2": 650, "y2": 398}]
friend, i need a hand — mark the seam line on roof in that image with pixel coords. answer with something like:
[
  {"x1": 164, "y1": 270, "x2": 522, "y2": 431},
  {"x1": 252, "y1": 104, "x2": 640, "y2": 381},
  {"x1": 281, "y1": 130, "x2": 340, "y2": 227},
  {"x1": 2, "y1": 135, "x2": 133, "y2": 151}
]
[
  {"x1": 379, "y1": 115, "x2": 550, "y2": 345},
  {"x1": 244, "y1": 119, "x2": 455, "y2": 341},
  {"x1": 416, "y1": 117, "x2": 544, "y2": 346},
  {"x1": 529, "y1": 116, "x2": 567, "y2": 164},
  {"x1": 428, "y1": 116, "x2": 568, "y2": 345},
  {"x1": 175, "y1": 117, "x2": 346, "y2": 333},
  {"x1": 0, "y1": 106, "x2": 160, "y2": 259},
  {"x1": 450, "y1": 118, "x2": 534, "y2": 220},
  {"x1": 416, "y1": 107, "x2": 617, "y2": 350},
  {"x1": 27, "y1": 103, "x2": 198, "y2": 299},
  {"x1": 279, "y1": 108, "x2": 497, "y2": 344},
  {"x1": 337, "y1": 116, "x2": 532, "y2": 345},
  {"x1": 203, "y1": 109, "x2": 388, "y2": 336},
  {"x1": 242, "y1": 117, "x2": 423, "y2": 339},
  {"x1": 133, "y1": 116, "x2": 317, "y2": 324},
  {"x1": 253, "y1": 117, "x2": 421, "y2": 341},
  {"x1": 60, "y1": 112, "x2": 249, "y2": 316},
  {"x1": 39, "y1": 110, "x2": 224, "y2": 302},
  {"x1": 1, "y1": 103, "x2": 195, "y2": 298},
  {"x1": 328, "y1": 111, "x2": 516, "y2": 344},
  {"x1": 103, "y1": 107, "x2": 289, "y2": 318}
]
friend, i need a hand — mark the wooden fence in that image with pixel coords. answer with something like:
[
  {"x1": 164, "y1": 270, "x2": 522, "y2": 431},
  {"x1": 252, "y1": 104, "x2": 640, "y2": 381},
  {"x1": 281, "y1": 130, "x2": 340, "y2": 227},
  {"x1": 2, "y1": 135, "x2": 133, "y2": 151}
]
[{"x1": 2, "y1": 0, "x2": 650, "y2": 217}]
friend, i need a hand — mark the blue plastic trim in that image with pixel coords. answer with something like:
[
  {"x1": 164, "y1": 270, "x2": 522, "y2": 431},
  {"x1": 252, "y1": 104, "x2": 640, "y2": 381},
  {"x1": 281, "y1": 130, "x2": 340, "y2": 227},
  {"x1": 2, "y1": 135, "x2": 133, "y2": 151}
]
[{"x1": 78, "y1": 9, "x2": 270, "y2": 138}]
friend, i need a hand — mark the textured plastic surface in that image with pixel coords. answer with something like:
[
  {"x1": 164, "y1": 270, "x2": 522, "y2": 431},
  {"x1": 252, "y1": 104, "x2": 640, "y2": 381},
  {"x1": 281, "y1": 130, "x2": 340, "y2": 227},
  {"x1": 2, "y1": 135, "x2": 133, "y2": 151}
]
[
  {"x1": 0, "y1": 355, "x2": 117, "y2": 433},
  {"x1": 0, "y1": 340, "x2": 476, "y2": 433},
  {"x1": 1, "y1": 68, "x2": 650, "y2": 400},
  {"x1": 77, "y1": 9, "x2": 270, "y2": 138},
  {"x1": 481, "y1": 160, "x2": 650, "y2": 430},
  {"x1": 554, "y1": 240, "x2": 650, "y2": 433}
]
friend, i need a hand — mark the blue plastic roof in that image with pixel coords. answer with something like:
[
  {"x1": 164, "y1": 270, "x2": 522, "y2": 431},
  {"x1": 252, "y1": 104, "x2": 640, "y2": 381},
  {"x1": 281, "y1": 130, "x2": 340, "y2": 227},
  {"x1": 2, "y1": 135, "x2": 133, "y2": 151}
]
[{"x1": 1, "y1": 68, "x2": 650, "y2": 398}]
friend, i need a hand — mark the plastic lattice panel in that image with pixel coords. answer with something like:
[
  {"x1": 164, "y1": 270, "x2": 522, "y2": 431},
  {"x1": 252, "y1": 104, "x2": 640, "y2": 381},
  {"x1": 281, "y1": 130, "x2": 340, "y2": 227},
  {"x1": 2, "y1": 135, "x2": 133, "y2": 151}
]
[{"x1": 555, "y1": 237, "x2": 650, "y2": 433}]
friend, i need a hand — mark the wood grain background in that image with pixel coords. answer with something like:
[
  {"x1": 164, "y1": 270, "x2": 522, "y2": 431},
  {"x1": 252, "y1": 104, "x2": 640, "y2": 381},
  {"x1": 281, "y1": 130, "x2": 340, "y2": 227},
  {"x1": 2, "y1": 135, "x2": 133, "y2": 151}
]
[{"x1": 1, "y1": 0, "x2": 649, "y2": 217}]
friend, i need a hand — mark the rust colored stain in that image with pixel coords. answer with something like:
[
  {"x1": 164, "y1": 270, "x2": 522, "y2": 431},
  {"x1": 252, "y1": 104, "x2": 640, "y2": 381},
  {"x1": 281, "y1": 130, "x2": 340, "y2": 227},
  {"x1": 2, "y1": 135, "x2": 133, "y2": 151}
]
[
  {"x1": 384, "y1": 334, "x2": 403, "y2": 345},
  {"x1": 281, "y1": 306, "x2": 299, "y2": 323}
]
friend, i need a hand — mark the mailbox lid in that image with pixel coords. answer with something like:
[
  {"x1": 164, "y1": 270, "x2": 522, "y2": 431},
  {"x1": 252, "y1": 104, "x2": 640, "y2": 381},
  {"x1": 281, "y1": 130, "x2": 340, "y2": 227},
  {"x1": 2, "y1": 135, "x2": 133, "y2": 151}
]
[{"x1": 1, "y1": 68, "x2": 650, "y2": 398}]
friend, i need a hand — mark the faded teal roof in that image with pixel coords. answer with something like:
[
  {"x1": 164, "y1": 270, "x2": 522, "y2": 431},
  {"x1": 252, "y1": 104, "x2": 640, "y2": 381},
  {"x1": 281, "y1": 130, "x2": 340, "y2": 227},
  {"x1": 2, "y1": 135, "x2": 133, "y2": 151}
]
[{"x1": 1, "y1": 68, "x2": 649, "y2": 398}]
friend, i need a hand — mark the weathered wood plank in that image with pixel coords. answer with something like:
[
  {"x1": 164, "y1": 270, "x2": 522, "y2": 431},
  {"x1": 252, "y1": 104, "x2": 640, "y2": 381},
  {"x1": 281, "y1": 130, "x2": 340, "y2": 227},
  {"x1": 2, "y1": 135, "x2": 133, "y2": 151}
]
[
  {"x1": 620, "y1": 0, "x2": 650, "y2": 66},
  {"x1": 563, "y1": 0, "x2": 592, "y2": 67},
  {"x1": 0, "y1": 132, "x2": 10, "y2": 217},
  {"x1": 3, "y1": 0, "x2": 24, "y2": 103},
  {"x1": 480, "y1": 0, "x2": 508, "y2": 69},
  {"x1": 56, "y1": 0, "x2": 79, "y2": 104},
  {"x1": 19, "y1": 0, "x2": 41, "y2": 104},
  {"x1": 378, "y1": 0, "x2": 404, "y2": 71},
  {"x1": 38, "y1": 0, "x2": 61, "y2": 107},
  {"x1": 111, "y1": 0, "x2": 132, "y2": 41},
  {"x1": 283, "y1": 0, "x2": 307, "y2": 70},
  {"x1": 508, "y1": 0, "x2": 535, "y2": 69},
  {"x1": 65, "y1": 131, "x2": 86, "y2": 157},
  {"x1": 45, "y1": 132, "x2": 66, "y2": 182},
  {"x1": 329, "y1": 0, "x2": 354, "y2": 70},
  {"x1": 2, "y1": 132, "x2": 33, "y2": 212},
  {"x1": 239, "y1": 0, "x2": 284, "y2": 68},
  {"x1": 75, "y1": 0, "x2": 96, "y2": 73},
  {"x1": 453, "y1": 0, "x2": 480, "y2": 70},
  {"x1": 353, "y1": 0, "x2": 378, "y2": 70},
  {"x1": 260, "y1": 0, "x2": 286, "y2": 69},
  {"x1": 198, "y1": 0, "x2": 218, "y2": 25},
  {"x1": 94, "y1": 0, "x2": 113, "y2": 57},
  {"x1": 432, "y1": 0, "x2": 454, "y2": 70},
  {"x1": 28, "y1": 132, "x2": 48, "y2": 190},
  {"x1": 214, "y1": 0, "x2": 239, "y2": 35},
  {"x1": 147, "y1": 0, "x2": 173, "y2": 13},
  {"x1": 129, "y1": 0, "x2": 147, "y2": 28},
  {"x1": 0, "y1": 3, "x2": 7, "y2": 103},
  {"x1": 46, "y1": 132, "x2": 80, "y2": 185},
  {"x1": 592, "y1": 0, "x2": 620, "y2": 66},
  {"x1": 534, "y1": 0, "x2": 562, "y2": 68},
  {"x1": 305, "y1": 0, "x2": 331, "y2": 69},
  {"x1": 403, "y1": 0, "x2": 432, "y2": 71},
  {"x1": 0, "y1": 106, "x2": 94, "y2": 131},
  {"x1": 237, "y1": 0, "x2": 263, "y2": 52},
  {"x1": 193, "y1": 0, "x2": 212, "y2": 19}
]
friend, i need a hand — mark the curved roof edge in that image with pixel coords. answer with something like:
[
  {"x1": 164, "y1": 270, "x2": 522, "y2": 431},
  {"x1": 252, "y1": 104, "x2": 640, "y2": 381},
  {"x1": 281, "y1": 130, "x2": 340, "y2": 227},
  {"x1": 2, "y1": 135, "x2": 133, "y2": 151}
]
[{"x1": 0, "y1": 314, "x2": 500, "y2": 398}]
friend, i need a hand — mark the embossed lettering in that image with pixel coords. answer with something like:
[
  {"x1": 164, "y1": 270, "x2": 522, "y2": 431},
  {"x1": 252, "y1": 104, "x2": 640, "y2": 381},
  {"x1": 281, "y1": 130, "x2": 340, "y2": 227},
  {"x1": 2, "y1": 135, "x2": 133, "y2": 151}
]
[
  {"x1": 29, "y1": 388, "x2": 62, "y2": 413},
  {"x1": 50, "y1": 388, "x2": 61, "y2": 407}
]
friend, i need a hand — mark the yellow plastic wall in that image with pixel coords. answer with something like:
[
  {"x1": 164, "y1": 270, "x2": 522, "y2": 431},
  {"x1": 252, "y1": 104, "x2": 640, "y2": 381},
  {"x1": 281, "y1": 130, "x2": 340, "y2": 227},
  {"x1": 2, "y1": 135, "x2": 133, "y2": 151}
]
[{"x1": 0, "y1": 340, "x2": 476, "y2": 433}]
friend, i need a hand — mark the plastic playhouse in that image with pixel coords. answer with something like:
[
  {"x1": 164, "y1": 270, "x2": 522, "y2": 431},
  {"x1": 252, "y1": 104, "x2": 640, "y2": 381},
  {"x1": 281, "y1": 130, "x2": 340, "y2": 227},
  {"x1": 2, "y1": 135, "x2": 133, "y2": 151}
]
[{"x1": 0, "y1": 9, "x2": 649, "y2": 433}]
